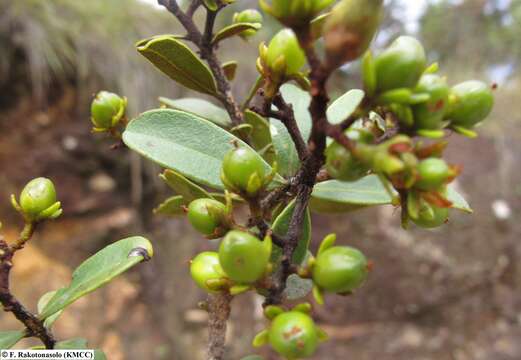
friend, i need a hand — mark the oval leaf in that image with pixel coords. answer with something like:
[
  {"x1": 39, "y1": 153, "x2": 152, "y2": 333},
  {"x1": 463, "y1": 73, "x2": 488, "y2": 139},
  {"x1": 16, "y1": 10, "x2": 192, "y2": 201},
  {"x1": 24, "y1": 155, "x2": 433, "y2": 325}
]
[
  {"x1": 212, "y1": 23, "x2": 261, "y2": 45},
  {"x1": 137, "y1": 35, "x2": 217, "y2": 95},
  {"x1": 271, "y1": 200, "x2": 311, "y2": 265},
  {"x1": 38, "y1": 291, "x2": 62, "y2": 328},
  {"x1": 123, "y1": 109, "x2": 280, "y2": 189},
  {"x1": 310, "y1": 175, "x2": 393, "y2": 213},
  {"x1": 327, "y1": 89, "x2": 365, "y2": 124},
  {"x1": 153, "y1": 195, "x2": 185, "y2": 217},
  {"x1": 222, "y1": 61, "x2": 238, "y2": 81},
  {"x1": 40, "y1": 236, "x2": 153, "y2": 319},
  {"x1": 245, "y1": 110, "x2": 275, "y2": 164},
  {"x1": 160, "y1": 169, "x2": 212, "y2": 202},
  {"x1": 446, "y1": 185, "x2": 472, "y2": 213},
  {"x1": 159, "y1": 97, "x2": 231, "y2": 128},
  {"x1": 0, "y1": 331, "x2": 25, "y2": 349}
]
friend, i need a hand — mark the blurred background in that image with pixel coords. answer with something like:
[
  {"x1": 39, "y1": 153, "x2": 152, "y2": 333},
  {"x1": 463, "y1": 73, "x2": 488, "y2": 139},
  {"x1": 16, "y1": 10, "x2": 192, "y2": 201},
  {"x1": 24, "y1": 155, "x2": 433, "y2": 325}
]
[{"x1": 0, "y1": 0, "x2": 520, "y2": 359}]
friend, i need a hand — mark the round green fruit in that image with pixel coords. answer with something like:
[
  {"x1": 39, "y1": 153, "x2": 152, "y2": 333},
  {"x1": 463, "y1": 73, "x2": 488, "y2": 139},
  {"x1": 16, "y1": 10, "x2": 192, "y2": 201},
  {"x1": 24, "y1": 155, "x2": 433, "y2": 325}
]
[
  {"x1": 20, "y1": 177, "x2": 57, "y2": 218},
  {"x1": 413, "y1": 74, "x2": 450, "y2": 130},
  {"x1": 221, "y1": 146, "x2": 266, "y2": 194},
  {"x1": 312, "y1": 246, "x2": 368, "y2": 293},
  {"x1": 218, "y1": 230, "x2": 270, "y2": 284},
  {"x1": 447, "y1": 80, "x2": 494, "y2": 128},
  {"x1": 415, "y1": 158, "x2": 450, "y2": 191},
  {"x1": 411, "y1": 205, "x2": 449, "y2": 229},
  {"x1": 261, "y1": 0, "x2": 334, "y2": 27},
  {"x1": 374, "y1": 36, "x2": 427, "y2": 92},
  {"x1": 268, "y1": 311, "x2": 318, "y2": 359},
  {"x1": 190, "y1": 252, "x2": 224, "y2": 293},
  {"x1": 90, "y1": 91, "x2": 126, "y2": 129},
  {"x1": 325, "y1": 142, "x2": 370, "y2": 182},
  {"x1": 266, "y1": 29, "x2": 306, "y2": 76},
  {"x1": 233, "y1": 9, "x2": 263, "y2": 38},
  {"x1": 187, "y1": 198, "x2": 226, "y2": 236}
]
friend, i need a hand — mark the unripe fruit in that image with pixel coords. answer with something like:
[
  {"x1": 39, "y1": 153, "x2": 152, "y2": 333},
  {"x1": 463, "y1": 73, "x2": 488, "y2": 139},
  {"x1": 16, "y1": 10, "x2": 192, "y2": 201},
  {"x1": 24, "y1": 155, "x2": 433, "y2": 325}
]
[
  {"x1": 324, "y1": 0, "x2": 383, "y2": 67},
  {"x1": 218, "y1": 230, "x2": 271, "y2": 284},
  {"x1": 447, "y1": 80, "x2": 494, "y2": 128},
  {"x1": 190, "y1": 252, "x2": 224, "y2": 293},
  {"x1": 266, "y1": 29, "x2": 306, "y2": 77},
  {"x1": 233, "y1": 9, "x2": 263, "y2": 38},
  {"x1": 20, "y1": 178, "x2": 57, "y2": 219},
  {"x1": 221, "y1": 146, "x2": 266, "y2": 194},
  {"x1": 260, "y1": 0, "x2": 334, "y2": 27},
  {"x1": 268, "y1": 311, "x2": 318, "y2": 359},
  {"x1": 413, "y1": 74, "x2": 450, "y2": 130},
  {"x1": 325, "y1": 130, "x2": 373, "y2": 182},
  {"x1": 411, "y1": 205, "x2": 449, "y2": 229},
  {"x1": 312, "y1": 246, "x2": 368, "y2": 293},
  {"x1": 187, "y1": 198, "x2": 226, "y2": 236},
  {"x1": 415, "y1": 158, "x2": 450, "y2": 191},
  {"x1": 374, "y1": 36, "x2": 427, "y2": 92},
  {"x1": 90, "y1": 91, "x2": 126, "y2": 130}
]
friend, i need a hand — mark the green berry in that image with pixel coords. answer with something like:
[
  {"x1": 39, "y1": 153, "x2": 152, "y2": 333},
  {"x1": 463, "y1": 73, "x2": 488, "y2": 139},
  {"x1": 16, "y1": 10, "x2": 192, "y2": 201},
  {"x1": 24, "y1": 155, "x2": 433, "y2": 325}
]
[
  {"x1": 221, "y1": 146, "x2": 266, "y2": 194},
  {"x1": 233, "y1": 9, "x2": 263, "y2": 38},
  {"x1": 325, "y1": 130, "x2": 373, "y2": 182},
  {"x1": 447, "y1": 80, "x2": 494, "y2": 128},
  {"x1": 218, "y1": 230, "x2": 271, "y2": 284},
  {"x1": 266, "y1": 29, "x2": 306, "y2": 77},
  {"x1": 187, "y1": 198, "x2": 226, "y2": 236},
  {"x1": 413, "y1": 74, "x2": 450, "y2": 130},
  {"x1": 374, "y1": 36, "x2": 427, "y2": 92},
  {"x1": 312, "y1": 246, "x2": 368, "y2": 293},
  {"x1": 415, "y1": 158, "x2": 450, "y2": 191},
  {"x1": 190, "y1": 252, "x2": 225, "y2": 293},
  {"x1": 268, "y1": 311, "x2": 319, "y2": 359},
  {"x1": 261, "y1": 0, "x2": 334, "y2": 27},
  {"x1": 411, "y1": 205, "x2": 449, "y2": 229},
  {"x1": 20, "y1": 178, "x2": 58, "y2": 219},
  {"x1": 90, "y1": 91, "x2": 126, "y2": 130}
]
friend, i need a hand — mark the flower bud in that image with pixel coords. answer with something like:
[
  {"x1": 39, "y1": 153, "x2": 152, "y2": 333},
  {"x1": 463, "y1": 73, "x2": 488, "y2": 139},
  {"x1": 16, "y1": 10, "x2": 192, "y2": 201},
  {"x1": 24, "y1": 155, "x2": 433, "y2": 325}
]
[
  {"x1": 18, "y1": 177, "x2": 62, "y2": 221},
  {"x1": 221, "y1": 146, "x2": 268, "y2": 196},
  {"x1": 323, "y1": 0, "x2": 383, "y2": 67},
  {"x1": 266, "y1": 29, "x2": 306, "y2": 77},
  {"x1": 447, "y1": 80, "x2": 494, "y2": 129},
  {"x1": 374, "y1": 36, "x2": 427, "y2": 92},
  {"x1": 415, "y1": 158, "x2": 450, "y2": 191},
  {"x1": 412, "y1": 74, "x2": 450, "y2": 130},
  {"x1": 260, "y1": 0, "x2": 334, "y2": 27},
  {"x1": 190, "y1": 252, "x2": 226, "y2": 293},
  {"x1": 187, "y1": 198, "x2": 228, "y2": 237},
  {"x1": 90, "y1": 91, "x2": 127, "y2": 131},
  {"x1": 233, "y1": 9, "x2": 263, "y2": 39}
]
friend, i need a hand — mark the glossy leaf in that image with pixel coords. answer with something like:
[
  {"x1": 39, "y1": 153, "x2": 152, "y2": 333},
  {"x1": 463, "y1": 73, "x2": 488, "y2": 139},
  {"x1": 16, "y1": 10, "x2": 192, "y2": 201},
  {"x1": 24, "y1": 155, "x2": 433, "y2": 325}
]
[
  {"x1": 38, "y1": 291, "x2": 62, "y2": 328},
  {"x1": 160, "y1": 169, "x2": 212, "y2": 202},
  {"x1": 244, "y1": 110, "x2": 276, "y2": 164},
  {"x1": 0, "y1": 330, "x2": 25, "y2": 349},
  {"x1": 213, "y1": 23, "x2": 261, "y2": 45},
  {"x1": 327, "y1": 89, "x2": 365, "y2": 124},
  {"x1": 270, "y1": 84, "x2": 311, "y2": 177},
  {"x1": 40, "y1": 237, "x2": 153, "y2": 319},
  {"x1": 123, "y1": 109, "x2": 281, "y2": 189},
  {"x1": 159, "y1": 97, "x2": 231, "y2": 128},
  {"x1": 271, "y1": 200, "x2": 311, "y2": 265},
  {"x1": 447, "y1": 185, "x2": 472, "y2": 213},
  {"x1": 136, "y1": 35, "x2": 217, "y2": 95},
  {"x1": 310, "y1": 175, "x2": 394, "y2": 213},
  {"x1": 222, "y1": 61, "x2": 238, "y2": 81},
  {"x1": 283, "y1": 274, "x2": 313, "y2": 300},
  {"x1": 153, "y1": 195, "x2": 185, "y2": 217}
]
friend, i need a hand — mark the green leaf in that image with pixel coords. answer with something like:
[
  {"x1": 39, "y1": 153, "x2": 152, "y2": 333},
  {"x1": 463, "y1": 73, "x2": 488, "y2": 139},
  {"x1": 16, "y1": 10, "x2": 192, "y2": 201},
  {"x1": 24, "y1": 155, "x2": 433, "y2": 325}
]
[
  {"x1": 310, "y1": 175, "x2": 393, "y2": 213},
  {"x1": 40, "y1": 237, "x2": 153, "y2": 320},
  {"x1": 271, "y1": 200, "x2": 311, "y2": 265},
  {"x1": 136, "y1": 35, "x2": 217, "y2": 95},
  {"x1": 160, "y1": 169, "x2": 213, "y2": 202},
  {"x1": 202, "y1": 0, "x2": 218, "y2": 11},
  {"x1": 159, "y1": 97, "x2": 231, "y2": 128},
  {"x1": 38, "y1": 291, "x2": 62, "y2": 328},
  {"x1": 283, "y1": 274, "x2": 313, "y2": 300},
  {"x1": 123, "y1": 109, "x2": 281, "y2": 190},
  {"x1": 0, "y1": 330, "x2": 25, "y2": 349},
  {"x1": 244, "y1": 110, "x2": 275, "y2": 164},
  {"x1": 54, "y1": 339, "x2": 106, "y2": 360},
  {"x1": 447, "y1": 186, "x2": 472, "y2": 213},
  {"x1": 327, "y1": 89, "x2": 365, "y2": 124},
  {"x1": 153, "y1": 195, "x2": 185, "y2": 217},
  {"x1": 212, "y1": 23, "x2": 261, "y2": 45},
  {"x1": 222, "y1": 61, "x2": 238, "y2": 81},
  {"x1": 270, "y1": 84, "x2": 311, "y2": 177}
]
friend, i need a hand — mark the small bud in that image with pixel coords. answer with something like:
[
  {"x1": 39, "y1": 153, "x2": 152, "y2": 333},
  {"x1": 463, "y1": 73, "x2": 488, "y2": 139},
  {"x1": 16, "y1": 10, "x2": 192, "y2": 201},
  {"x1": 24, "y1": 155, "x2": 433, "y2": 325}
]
[
  {"x1": 187, "y1": 198, "x2": 228, "y2": 237},
  {"x1": 260, "y1": 0, "x2": 335, "y2": 28},
  {"x1": 265, "y1": 29, "x2": 306, "y2": 78},
  {"x1": 190, "y1": 252, "x2": 227, "y2": 293},
  {"x1": 221, "y1": 146, "x2": 268, "y2": 196},
  {"x1": 412, "y1": 74, "x2": 450, "y2": 130},
  {"x1": 323, "y1": 0, "x2": 384, "y2": 68},
  {"x1": 18, "y1": 177, "x2": 62, "y2": 221},
  {"x1": 90, "y1": 91, "x2": 127, "y2": 131},
  {"x1": 233, "y1": 9, "x2": 263, "y2": 39},
  {"x1": 447, "y1": 80, "x2": 494, "y2": 129}
]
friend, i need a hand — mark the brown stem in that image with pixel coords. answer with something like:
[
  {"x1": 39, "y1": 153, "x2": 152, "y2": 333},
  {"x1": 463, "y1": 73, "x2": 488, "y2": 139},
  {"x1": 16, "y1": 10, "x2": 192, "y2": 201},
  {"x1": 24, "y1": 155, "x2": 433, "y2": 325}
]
[{"x1": 206, "y1": 292, "x2": 233, "y2": 360}]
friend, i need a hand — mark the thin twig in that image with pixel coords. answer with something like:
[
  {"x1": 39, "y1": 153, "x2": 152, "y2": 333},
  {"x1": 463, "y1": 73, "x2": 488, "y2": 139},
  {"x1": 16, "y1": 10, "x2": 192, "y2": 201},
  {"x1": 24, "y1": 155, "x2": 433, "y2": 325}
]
[{"x1": 206, "y1": 292, "x2": 232, "y2": 360}]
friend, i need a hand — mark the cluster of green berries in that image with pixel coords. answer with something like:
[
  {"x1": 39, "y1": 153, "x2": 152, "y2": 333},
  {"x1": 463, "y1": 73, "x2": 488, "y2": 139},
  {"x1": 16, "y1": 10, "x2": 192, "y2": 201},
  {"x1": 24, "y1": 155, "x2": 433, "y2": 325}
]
[
  {"x1": 11, "y1": 177, "x2": 62, "y2": 222},
  {"x1": 363, "y1": 36, "x2": 495, "y2": 137}
]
